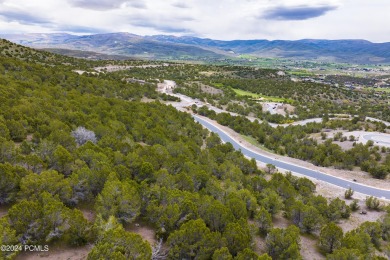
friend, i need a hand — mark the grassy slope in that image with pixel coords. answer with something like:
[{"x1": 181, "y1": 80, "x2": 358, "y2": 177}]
[{"x1": 232, "y1": 88, "x2": 294, "y2": 103}]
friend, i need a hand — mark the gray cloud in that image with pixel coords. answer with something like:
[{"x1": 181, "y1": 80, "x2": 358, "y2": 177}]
[
  {"x1": 262, "y1": 5, "x2": 337, "y2": 20},
  {"x1": 0, "y1": 9, "x2": 106, "y2": 34},
  {"x1": 68, "y1": 0, "x2": 145, "y2": 10},
  {"x1": 56, "y1": 25, "x2": 107, "y2": 34},
  {"x1": 124, "y1": 11, "x2": 195, "y2": 33},
  {"x1": 0, "y1": 10, "x2": 50, "y2": 25},
  {"x1": 128, "y1": 2, "x2": 147, "y2": 9},
  {"x1": 131, "y1": 19, "x2": 192, "y2": 33},
  {"x1": 172, "y1": 3, "x2": 189, "y2": 9}
]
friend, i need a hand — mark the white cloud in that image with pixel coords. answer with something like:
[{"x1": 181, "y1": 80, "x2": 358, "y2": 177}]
[
  {"x1": 68, "y1": 0, "x2": 144, "y2": 10},
  {"x1": 0, "y1": 0, "x2": 388, "y2": 42}
]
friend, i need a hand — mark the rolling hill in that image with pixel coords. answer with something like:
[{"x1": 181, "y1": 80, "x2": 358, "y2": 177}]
[{"x1": 1, "y1": 32, "x2": 390, "y2": 63}]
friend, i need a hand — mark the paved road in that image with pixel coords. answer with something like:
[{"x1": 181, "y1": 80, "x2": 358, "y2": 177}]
[
  {"x1": 194, "y1": 115, "x2": 390, "y2": 200},
  {"x1": 363, "y1": 133, "x2": 390, "y2": 148},
  {"x1": 366, "y1": 117, "x2": 390, "y2": 127}
]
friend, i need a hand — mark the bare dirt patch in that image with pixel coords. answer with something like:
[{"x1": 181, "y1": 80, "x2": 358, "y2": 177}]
[
  {"x1": 76, "y1": 202, "x2": 96, "y2": 223},
  {"x1": 15, "y1": 244, "x2": 93, "y2": 260},
  {"x1": 157, "y1": 80, "x2": 176, "y2": 92},
  {"x1": 73, "y1": 70, "x2": 86, "y2": 75},
  {"x1": 301, "y1": 178, "x2": 388, "y2": 232},
  {"x1": 125, "y1": 221, "x2": 158, "y2": 246},
  {"x1": 321, "y1": 130, "x2": 390, "y2": 148},
  {"x1": 253, "y1": 235, "x2": 267, "y2": 256},
  {"x1": 0, "y1": 205, "x2": 10, "y2": 218},
  {"x1": 199, "y1": 71, "x2": 216, "y2": 76},
  {"x1": 200, "y1": 84, "x2": 223, "y2": 95},
  {"x1": 253, "y1": 215, "x2": 326, "y2": 260},
  {"x1": 80, "y1": 209, "x2": 96, "y2": 222},
  {"x1": 300, "y1": 234, "x2": 324, "y2": 260},
  {"x1": 332, "y1": 140, "x2": 355, "y2": 151},
  {"x1": 338, "y1": 207, "x2": 387, "y2": 233},
  {"x1": 262, "y1": 102, "x2": 295, "y2": 116},
  {"x1": 141, "y1": 97, "x2": 156, "y2": 103},
  {"x1": 272, "y1": 212, "x2": 291, "y2": 229},
  {"x1": 311, "y1": 133, "x2": 355, "y2": 151},
  {"x1": 248, "y1": 219, "x2": 267, "y2": 255}
]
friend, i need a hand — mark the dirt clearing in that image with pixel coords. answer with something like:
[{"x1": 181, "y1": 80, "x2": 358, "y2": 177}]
[
  {"x1": 0, "y1": 205, "x2": 9, "y2": 218},
  {"x1": 200, "y1": 84, "x2": 223, "y2": 95},
  {"x1": 15, "y1": 244, "x2": 93, "y2": 260},
  {"x1": 125, "y1": 221, "x2": 158, "y2": 246}
]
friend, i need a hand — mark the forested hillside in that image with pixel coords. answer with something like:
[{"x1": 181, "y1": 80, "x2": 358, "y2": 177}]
[
  {"x1": 3, "y1": 33, "x2": 390, "y2": 63},
  {"x1": 0, "y1": 40, "x2": 390, "y2": 259}
]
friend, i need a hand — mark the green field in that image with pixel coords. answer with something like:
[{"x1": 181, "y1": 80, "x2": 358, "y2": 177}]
[
  {"x1": 288, "y1": 70, "x2": 316, "y2": 77},
  {"x1": 232, "y1": 88, "x2": 293, "y2": 103},
  {"x1": 240, "y1": 135, "x2": 275, "y2": 153},
  {"x1": 367, "y1": 87, "x2": 390, "y2": 93}
]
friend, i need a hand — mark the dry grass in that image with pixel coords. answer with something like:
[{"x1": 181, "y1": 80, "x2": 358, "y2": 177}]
[
  {"x1": 338, "y1": 206, "x2": 387, "y2": 233},
  {"x1": 0, "y1": 205, "x2": 10, "y2": 218},
  {"x1": 15, "y1": 244, "x2": 93, "y2": 260},
  {"x1": 80, "y1": 209, "x2": 96, "y2": 222},
  {"x1": 273, "y1": 212, "x2": 291, "y2": 229},
  {"x1": 200, "y1": 84, "x2": 223, "y2": 95},
  {"x1": 125, "y1": 221, "x2": 158, "y2": 246},
  {"x1": 300, "y1": 234, "x2": 324, "y2": 260}
]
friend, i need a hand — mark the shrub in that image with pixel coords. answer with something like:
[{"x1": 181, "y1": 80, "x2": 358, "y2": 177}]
[{"x1": 71, "y1": 127, "x2": 97, "y2": 146}]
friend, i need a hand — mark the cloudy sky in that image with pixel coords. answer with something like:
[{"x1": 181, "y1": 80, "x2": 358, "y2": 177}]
[{"x1": 0, "y1": 0, "x2": 388, "y2": 42}]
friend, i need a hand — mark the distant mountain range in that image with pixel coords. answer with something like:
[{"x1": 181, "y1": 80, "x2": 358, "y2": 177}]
[{"x1": 1, "y1": 32, "x2": 390, "y2": 63}]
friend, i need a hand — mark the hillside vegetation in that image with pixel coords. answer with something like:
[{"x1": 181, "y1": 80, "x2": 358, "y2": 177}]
[
  {"x1": 102, "y1": 63, "x2": 390, "y2": 123},
  {"x1": 3, "y1": 33, "x2": 390, "y2": 63},
  {"x1": 0, "y1": 40, "x2": 389, "y2": 260}
]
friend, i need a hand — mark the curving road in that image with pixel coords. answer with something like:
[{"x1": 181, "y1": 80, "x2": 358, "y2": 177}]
[
  {"x1": 193, "y1": 115, "x2": 390, "y2": 200},
  {"x1": 363, "y1": 133, "x2": 390, "y2": 148}
]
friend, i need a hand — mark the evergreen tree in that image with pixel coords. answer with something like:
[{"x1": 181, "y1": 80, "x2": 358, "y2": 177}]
[
  {"x1": 266, "y1": 226, "x2": 301, "y2": 260},
  {"x1": 18, "y1": 170, "x2": 72, "y2": 203},
  {"x1": 167, "y1": 219, "x2": 224, "y2": 260},
  {"x1": 223, "y1": 220, "x2": 252, "y2": 256},
  {"x1": 326, "y1": 248, "x2": 363, "y2": 260},
  {"x1": 95, "y1": 173, "x2": 141, "y2": 224},
  {"x1": 255, "y1": 207, "x2": 273, "y2": 235},
  {"x1": 88, "y1": 226, "x2": 151, "y2": 260},
  {"x1": 319, "y1": 222, "x2": 343, "y2": 253},
  {"x1": 0, "y1": 218, "x2": 19, "y2": 259},
  {"x1": 212, "y1": 247, "x2": 233, "y2": 260}
]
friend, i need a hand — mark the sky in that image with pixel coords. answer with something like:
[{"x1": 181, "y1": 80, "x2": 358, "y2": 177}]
[{"x1": 0, "y1": 0, "x2": 388, "y2": 42}]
